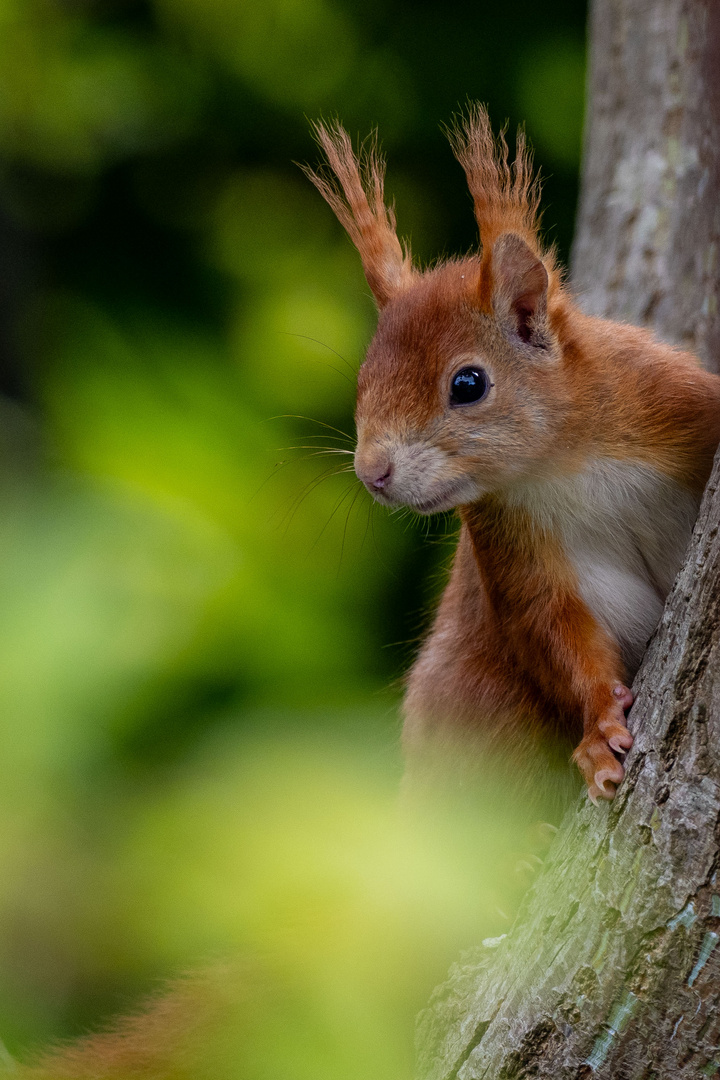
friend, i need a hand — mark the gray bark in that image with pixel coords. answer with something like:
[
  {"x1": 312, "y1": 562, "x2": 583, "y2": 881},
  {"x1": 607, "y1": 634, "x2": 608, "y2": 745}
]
[
  {"x1": 572, "y1": 0, "x2": 720, "y2": 372},
  {"x1": 415, "y1": 0, "x2": 720, "y2": 1075}
]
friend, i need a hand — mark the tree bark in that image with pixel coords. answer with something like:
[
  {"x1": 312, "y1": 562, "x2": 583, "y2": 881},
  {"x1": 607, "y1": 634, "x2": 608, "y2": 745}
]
[
  {"x1": 571, "y1": 0, "x2": 720, "y2": 373},
  {"x1": 415, "y1": 1, "x2": 720, "y2": 1075}
]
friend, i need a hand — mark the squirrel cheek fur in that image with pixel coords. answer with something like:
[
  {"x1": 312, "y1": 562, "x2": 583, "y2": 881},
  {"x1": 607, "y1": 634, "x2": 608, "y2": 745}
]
[{"x1": 306, "y1": 106, "x2": 720, "y2": 803}]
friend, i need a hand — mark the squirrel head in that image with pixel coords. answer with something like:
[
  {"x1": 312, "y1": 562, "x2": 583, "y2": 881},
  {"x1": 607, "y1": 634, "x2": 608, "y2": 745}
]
[{"x1": 303, "y1": 106, "x2": 571, "y2": 513}]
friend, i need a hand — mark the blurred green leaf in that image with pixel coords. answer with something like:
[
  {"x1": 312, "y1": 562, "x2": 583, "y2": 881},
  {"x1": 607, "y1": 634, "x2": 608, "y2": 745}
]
[
  {"x1": 515, "y1": 35, "x2": 586, "y2": 169},
  {"x1": 0, "y1": 0, "x2": 586, "y2": 1063}
]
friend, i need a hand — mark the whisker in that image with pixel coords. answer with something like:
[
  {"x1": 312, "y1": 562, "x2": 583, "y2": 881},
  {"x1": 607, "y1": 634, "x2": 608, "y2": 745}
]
[
  {"x1": 289, "y1": 425, "x2": 351, "y2": 434},
  {"x1": 369, "y1": 501, "x2": 397, "y2": 578},
  {"x1": 276, "y1": 453, "x2": 354, "y2": 473},
  {"x1": 268, "y1": 414, "x2": 355, "y2": 444},
  {"x1": 307, "y1": 478, "x2": 360, "y2": 558},
  {"x1": 280, "y1": 434, "x2": 355, "y2": 445},
  {"x1": 250, "y1": 451, "x2": 352, "y2": 504},
  {"x1": 278, "y1": 464, "x2": 355, "y2": 532},
  {"x1": 338, "y1": 481, "x2": 366, "y2": 572},
  {"x1": 358, "y1": 496, "x2": 373, "y2": 555},
  {"x1": 249, "y1": 459, "x2": 297, "y2": 503},
  {"x1": 279, "y1": 332, "x2": 358, "y2": 377},
  {"x1": 275, "y1": 339, "x2": 353, "y2": 388},
  {"x1": 273, "y1": 446, "x2": 354, "y2": 456}
]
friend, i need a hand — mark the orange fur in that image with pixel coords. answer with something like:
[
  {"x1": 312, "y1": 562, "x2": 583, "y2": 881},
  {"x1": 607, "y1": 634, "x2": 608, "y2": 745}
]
[
  {"x1": 447, "y1": 104, "x2": 542, "y2": 254},
  {"x1": 300, "y1": 122, "x2": 414, "y2": 306},
  {"x1": 446, "y1": 105, "x2": 555, "y2": 313},
  {"x1": 309, "y1": 104, "x2": 720, "y2": 802},
  {"x1": 16, "y1": 965, "x2": 248, "y2": 1080}
]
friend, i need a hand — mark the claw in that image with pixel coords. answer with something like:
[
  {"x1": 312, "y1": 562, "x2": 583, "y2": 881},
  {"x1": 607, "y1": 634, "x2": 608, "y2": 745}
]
[
  {"x1": 588, "y1": 779, "x2": 614, "y2": 803},
  {"x1": 575, "y1": 694, "x2": 634, "y2": 803},
  {"x1": 595, "y1": 763, "x2": 624, "y2": 788}
]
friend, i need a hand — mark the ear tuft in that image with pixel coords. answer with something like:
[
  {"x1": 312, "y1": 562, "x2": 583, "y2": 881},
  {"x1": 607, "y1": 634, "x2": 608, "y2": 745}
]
[
  {"x1": 301, "y1": 121, "x2": 414, "y2": 307},
  {"x1": 447, "y1": 104, "x2": 542, "y2": 253},
  {"x1": 491, "y1": 233, "x2": 549, "y2": 348}
]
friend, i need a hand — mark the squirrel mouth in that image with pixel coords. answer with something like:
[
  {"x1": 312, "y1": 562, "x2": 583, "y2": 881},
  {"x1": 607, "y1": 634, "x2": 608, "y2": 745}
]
[{"x1": 409, "y1": 480, "x2": 472, "y2": 515}]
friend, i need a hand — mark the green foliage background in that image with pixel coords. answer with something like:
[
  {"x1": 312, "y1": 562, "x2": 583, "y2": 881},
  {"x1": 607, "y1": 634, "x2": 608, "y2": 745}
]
[{"x1": 0, "y1": 0, "x2": 586, "y2": 1075}]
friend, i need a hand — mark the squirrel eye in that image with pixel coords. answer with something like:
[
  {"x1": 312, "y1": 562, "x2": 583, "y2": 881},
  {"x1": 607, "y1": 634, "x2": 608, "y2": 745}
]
[{"x1": 450, "y1": 366, "x2": 491, "y2": 406}]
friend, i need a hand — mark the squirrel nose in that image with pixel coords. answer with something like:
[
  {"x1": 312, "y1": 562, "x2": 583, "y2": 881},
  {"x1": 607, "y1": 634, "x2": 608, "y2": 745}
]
[{"x1": 356, "y1": 461, "x2": 393, "y2": 492}]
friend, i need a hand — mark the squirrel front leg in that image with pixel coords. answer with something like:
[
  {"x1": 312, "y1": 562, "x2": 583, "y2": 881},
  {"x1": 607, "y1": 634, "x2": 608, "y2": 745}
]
[{"x1": 464, "y1": 500, "x2": 634, "y2": 801}]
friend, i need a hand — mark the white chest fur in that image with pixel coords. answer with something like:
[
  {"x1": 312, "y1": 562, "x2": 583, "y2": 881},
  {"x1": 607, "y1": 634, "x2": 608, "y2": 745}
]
[{"x1": 506, "y1": 460, "x2": 700, "y2": 675}]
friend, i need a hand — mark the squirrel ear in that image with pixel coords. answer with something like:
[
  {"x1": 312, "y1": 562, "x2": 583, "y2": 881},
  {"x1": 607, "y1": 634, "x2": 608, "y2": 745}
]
[{"x1": 491, "y1": 233, "x2": 549, "y2": 348}]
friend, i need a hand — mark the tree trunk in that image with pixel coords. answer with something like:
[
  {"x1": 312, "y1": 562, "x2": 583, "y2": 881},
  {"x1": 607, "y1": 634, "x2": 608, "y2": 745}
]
[
  {"x1": 571, "y1": 0, "x2": 720, "y2": 373},
  {"x1": 415, "y1": 1, "x2": 720, "y2": 1075}
]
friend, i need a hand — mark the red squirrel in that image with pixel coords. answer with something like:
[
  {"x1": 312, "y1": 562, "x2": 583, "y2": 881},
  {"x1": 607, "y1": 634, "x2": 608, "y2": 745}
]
[
  {"x1": 304, "y1": 105, "x2": 720, "y2": 802},
  {"x1": 9, "y1": 108, "x2": 720, "y2": 1080}
]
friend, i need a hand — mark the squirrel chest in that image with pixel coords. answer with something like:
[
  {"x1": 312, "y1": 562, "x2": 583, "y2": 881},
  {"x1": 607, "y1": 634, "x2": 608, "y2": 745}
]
[{"x1": 502, "y1": 458, "x2": 700, "y2": 677}]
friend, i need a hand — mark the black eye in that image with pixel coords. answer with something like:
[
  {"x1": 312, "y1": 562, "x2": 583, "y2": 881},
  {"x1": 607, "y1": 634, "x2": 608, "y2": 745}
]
[{"x1": 450, "y1": 366, "x2": 491, "y2": 406}]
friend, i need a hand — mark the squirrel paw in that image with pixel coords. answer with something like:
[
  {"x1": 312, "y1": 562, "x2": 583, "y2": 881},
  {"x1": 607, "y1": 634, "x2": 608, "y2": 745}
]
[
  {"x1": 611, "y1": 683, "x2": 634, "y2": 711},
  {"x1": 573, "y1": 688, "x2": 634, "y2": 803}
]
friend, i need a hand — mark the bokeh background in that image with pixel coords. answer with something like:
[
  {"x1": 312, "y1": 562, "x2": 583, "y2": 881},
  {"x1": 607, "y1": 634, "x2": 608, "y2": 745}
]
[{"x1": 0, "y1": 0, "x2": 587, "y2": 1075}]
